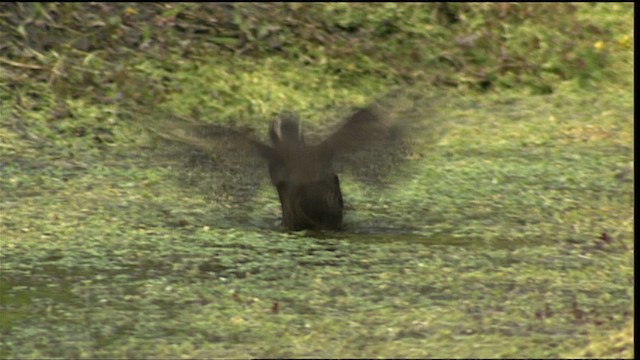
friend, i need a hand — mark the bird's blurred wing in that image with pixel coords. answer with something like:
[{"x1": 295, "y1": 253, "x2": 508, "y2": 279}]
[
  {"x1": 147, "y1": 114, "x2": 273, "y2": 161},
  {"x1": 144, "y1": 113, "x2": 273, "y2": 202},
  {"x1": 326, "y1": 90, "x2": 448, "y2": 186},
  {"x1": 320, "y1": 106, "x2": 394, "y2": 155}
]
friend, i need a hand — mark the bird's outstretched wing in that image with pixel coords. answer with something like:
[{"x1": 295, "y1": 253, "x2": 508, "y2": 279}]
[
  {"x1": 321, "y1": 90, "x2": 447, "y2": 186},
  {"x1": 320, "y1": 107, "x2": 394, "y2": 155},
  {"x1": 147, "y1": 114, "x2": 273, "y2": 160},
  {"x1": 144, "y1": 113, "x2": 274, "y2": 201}
]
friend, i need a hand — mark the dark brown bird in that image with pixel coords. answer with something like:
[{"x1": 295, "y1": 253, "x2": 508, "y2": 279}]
[
  {"x1": 146, "y1": 94, "x2": 441, "y2": 231},
  {"x1": 265, "y1": 114, "x2": 343, "y2": 230},
  {"x1": 254, "y1": 108, "x2": 393, "y2": 230}
]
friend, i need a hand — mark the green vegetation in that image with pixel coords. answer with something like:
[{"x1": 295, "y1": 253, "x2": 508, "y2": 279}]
[{"x1": 0, "y1": 3, "x2": 634, "y2": 358}]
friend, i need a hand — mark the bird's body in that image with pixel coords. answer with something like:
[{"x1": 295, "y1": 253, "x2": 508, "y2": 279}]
[{"x1": 266, "y1": 115, "x2": 344, "y2": 230}]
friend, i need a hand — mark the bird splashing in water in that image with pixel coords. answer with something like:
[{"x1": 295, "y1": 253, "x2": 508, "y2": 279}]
[{"x1": 145, "y1": 91, "x2": 445, "y2": 231}]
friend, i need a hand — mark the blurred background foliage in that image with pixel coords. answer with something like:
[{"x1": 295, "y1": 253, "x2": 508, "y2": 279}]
[
  {"x1": 0, "y1": 2, "x2": 633, "y2": 157},
  {"x1": 0, "y1": 2, "x2": 632, "y2": 98}
]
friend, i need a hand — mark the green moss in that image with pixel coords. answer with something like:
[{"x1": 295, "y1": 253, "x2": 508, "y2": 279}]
[{"x1": 0, "y1": 3, "x2": 634, "y2": 358}]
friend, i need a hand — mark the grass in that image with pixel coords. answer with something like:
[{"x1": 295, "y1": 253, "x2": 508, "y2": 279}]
[{"x1": 0, "y1": 3, "x2": 634, "y2": 358}]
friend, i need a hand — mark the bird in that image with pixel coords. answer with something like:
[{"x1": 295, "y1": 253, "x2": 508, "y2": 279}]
[
  {"x1": 146, "y1": 93, "x2": 442, "y2": 231},
  {"x1": 262, "y1": 112, "x2": 345, "y2": 230},
  {"x1": 247, "y1": 107, "x2": 395, "y2": 230}
]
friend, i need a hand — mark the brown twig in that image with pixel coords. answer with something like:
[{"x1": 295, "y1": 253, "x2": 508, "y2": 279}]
[{"x1": 0, "y1": 57, "x2": 48, "y2": 70}]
